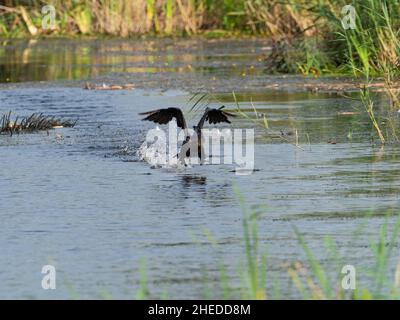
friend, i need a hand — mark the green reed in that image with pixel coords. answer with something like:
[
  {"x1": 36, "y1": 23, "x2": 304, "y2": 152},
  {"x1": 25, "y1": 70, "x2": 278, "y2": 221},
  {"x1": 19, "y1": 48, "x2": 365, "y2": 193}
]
[{"x1": 131, "y1": 186, "x2": 400, "y2": 300}]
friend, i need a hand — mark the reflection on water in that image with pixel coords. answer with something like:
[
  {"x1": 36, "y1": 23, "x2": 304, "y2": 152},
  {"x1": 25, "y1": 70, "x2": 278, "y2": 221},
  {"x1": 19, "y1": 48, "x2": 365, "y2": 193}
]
[
  {"x1": 1, "y1": 87, "x2": 399, "y2": 299},
  {"x1": 0, "y1": 39, "x2": 267, "y2": 83},
  {"x1": 181, "y1": 175, "x2": 207, "y2": 186},
  {"x1": 0, "y1": 39, "x2": 399, "y2": 299}
]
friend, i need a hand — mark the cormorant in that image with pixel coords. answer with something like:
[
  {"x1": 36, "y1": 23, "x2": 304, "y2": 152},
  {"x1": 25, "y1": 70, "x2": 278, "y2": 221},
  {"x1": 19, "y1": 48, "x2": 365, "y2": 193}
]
[{"x1": 139, "y1": 106, "x2": 235, "y2": 163}]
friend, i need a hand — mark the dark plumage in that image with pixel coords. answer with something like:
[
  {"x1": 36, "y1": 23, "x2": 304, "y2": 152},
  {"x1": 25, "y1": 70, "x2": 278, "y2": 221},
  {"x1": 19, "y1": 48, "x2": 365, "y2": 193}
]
[
  {"x1": 139, "y1": 107, "x2": 187, "y2": 129},
  {"x1": 205, "y1": 107, "x2": 235, "y2": 124},
  {"x1": 196, "y1": 106, "x2": 235, "y2": 128},
  {"x1": 139, "y1": 106, "x2": 236, "y2": 163}
]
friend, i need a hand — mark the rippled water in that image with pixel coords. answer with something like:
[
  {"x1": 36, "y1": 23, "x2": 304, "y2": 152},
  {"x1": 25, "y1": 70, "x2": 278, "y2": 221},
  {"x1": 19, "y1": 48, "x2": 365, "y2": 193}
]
[{"x1": 0, "y1": 39, "x2": 399, "y2": 299}]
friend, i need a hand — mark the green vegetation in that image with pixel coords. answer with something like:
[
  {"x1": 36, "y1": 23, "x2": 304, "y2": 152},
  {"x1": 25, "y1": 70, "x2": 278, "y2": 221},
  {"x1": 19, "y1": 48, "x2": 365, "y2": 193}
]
[
  {"x1": 135, "y1": 188, "x2": 400, "y2": 300},
  {"x1": 1, "y1": 1, "x2": 399, "y2": 142},
  {"x1": 1, "y1": 1, "x2": 398, "y2": 76},
  {"x1": 312, "y1": 0, "x2": 400, "y2": 145},
  {"x1": 0, "y1": 111, "x2": 77, "y2": 135},
  {"x1": 1, "y1": 1, "x2": 398, "y2": 73},
  {"x1": 2, "y1": 0, "x2": 399, "y2": 301},
  {"x1": 0, "y1": 0, "x2": 250, "y2": 37}
]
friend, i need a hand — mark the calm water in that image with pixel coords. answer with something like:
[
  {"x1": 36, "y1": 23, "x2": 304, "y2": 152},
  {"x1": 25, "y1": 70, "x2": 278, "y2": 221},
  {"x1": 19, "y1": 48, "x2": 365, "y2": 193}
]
[{"x1": 0, "y1": 39, "x2": 399, "y2": 299}]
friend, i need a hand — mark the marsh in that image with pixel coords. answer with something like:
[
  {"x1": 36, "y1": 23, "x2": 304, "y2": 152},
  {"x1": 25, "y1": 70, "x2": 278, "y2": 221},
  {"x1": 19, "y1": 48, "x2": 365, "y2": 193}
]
[{"x1": 0, "y1": 38, "x2": 399, "y2": 299}]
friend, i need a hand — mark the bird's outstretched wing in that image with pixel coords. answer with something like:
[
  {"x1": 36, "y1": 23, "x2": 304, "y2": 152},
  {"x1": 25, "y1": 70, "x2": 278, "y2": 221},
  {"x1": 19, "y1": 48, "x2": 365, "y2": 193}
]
[
  {"x1": 206, "y1": 106, "x2": 236, "y2": 124},
  {"x1": 197, "y1": 106, "x2": 236, "y2": 128},
  {"x1": 139, "y1": 107, "x2": 187, "y2": 129}
]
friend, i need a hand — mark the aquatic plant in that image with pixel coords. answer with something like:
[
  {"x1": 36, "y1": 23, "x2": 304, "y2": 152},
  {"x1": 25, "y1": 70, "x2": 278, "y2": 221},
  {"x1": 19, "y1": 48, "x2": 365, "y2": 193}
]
[
  {"x1": 0, "y1": 111, "x2": 77, "y2": 136},
  {"x1": 323, "y1": 0, "x2": 400, "y2": 144},
  {"x1": 316, "y1": 0, "x2": 400, "y2": 77},
  {"x1": 132, "y1": 185, "x2": 400, "y2": 300},
  {"x1": 83, "y1": 82, "x2": 135, "y2": 90}
]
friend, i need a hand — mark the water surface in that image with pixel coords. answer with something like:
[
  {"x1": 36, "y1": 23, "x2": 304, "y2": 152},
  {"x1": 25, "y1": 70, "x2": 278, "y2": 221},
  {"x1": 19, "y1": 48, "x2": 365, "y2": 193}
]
[{"x1": 0, "y1": 39, "x2": 399, "y2": 299}]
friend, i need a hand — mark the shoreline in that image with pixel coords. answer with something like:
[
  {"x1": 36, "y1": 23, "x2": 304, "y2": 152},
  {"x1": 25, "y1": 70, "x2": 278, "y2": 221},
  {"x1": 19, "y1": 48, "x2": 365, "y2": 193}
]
[{"x1": 1, "y1": 75, "x2": 398, "y2": 95}]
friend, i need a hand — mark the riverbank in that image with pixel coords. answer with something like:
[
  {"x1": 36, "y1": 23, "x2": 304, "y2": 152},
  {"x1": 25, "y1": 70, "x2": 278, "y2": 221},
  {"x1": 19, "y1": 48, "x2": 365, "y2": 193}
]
[
  {"x1": 1, "y1": 1, "x2": 399, "y2": 78},
  {"x1": 1, "y1": 38, "x2": 399, "y2": 96}
]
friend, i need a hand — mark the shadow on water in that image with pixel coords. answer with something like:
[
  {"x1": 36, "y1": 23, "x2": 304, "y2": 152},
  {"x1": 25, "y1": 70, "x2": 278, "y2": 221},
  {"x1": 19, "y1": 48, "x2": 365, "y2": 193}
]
[{"x1": 181, "y1": 175, "x2": 207, "y2": 187}]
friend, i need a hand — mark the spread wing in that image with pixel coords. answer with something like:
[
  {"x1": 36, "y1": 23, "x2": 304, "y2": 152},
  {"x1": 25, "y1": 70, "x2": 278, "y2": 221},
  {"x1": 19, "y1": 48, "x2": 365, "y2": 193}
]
[
  {"x1": 206, "y1": 107, "x2": 236, "y2": 124},
  {"x1": 139, "y1": 107, "x2": 187, "y2": 129},
  {"x1": 197, "y1": 106, "x2": 236, "y2": 128}
]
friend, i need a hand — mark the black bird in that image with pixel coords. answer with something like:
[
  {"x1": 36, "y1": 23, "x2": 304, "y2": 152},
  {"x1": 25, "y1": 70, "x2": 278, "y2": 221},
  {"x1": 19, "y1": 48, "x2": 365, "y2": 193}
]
[{"x1": 139, "y1": 106, "x2": 235, "y2": 163}]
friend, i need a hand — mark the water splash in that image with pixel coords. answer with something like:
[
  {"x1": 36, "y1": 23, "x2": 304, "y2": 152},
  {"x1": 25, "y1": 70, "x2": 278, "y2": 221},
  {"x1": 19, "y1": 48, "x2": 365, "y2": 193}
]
[{"x1": 137, "y1": 126, "x2": 187, "y2": 169}]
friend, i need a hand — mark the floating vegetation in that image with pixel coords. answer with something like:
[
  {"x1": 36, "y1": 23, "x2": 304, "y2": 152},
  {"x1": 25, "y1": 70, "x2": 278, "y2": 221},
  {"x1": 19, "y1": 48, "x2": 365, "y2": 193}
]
[
  {"x1": 83, "y1": 82, "x2": 135, "y2": 91},
  {"x1": 0, "y1": 111, "x2": 77, "y2": 136}
]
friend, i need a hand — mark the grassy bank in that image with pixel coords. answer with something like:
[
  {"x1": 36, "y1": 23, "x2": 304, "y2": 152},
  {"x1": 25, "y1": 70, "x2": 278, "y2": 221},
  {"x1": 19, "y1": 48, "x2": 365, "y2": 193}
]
[{"x1": 1, "y1": 1, "x2": 398, "y2": 74}]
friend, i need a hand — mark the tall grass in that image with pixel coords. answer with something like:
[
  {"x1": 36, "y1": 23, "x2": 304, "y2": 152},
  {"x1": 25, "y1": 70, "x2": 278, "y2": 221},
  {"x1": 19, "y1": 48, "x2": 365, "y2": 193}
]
[
  {"x1": 0, "y1": 111, "x2": 76, "y2": 135},
  {"x1": 244, "y1": 0, "x2": 318, "y2": 39},
  {"x1": 359, "y1": 86, "x2": 386, "y2": 144},
  {"x1": 234, "y1": 186, "x2": 267, "y2": 299},
  {"x1": 0, "y1": 0, "x2": 250, "y2": 36},
  {"x1": 318, "y1": 0, "x2": 400, "y2": 144},
  {"x1": 234, "y1": 189, "x2": 400, "y2": 300},
  {"x1": 1, "y1": 1, "x2": 399, "y2": 78},
  {"x1": 134, "y1": 187, "x2": 400, "y2": 300},
  {"x1": 315, "y1": 0, "x2": 400, "y2": 77}
]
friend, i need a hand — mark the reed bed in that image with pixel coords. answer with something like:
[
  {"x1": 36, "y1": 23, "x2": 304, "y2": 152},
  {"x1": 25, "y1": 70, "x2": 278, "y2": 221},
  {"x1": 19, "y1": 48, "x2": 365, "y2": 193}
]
[
  {"x1": 0, "y1": 0, "x2": 349, "y2": 38},
  {"x1": 1, "y1": 1, "x2": 398, "y2": 76},
  {"x1": 2, "y1": 1, "x2": 398, "y2": 73},
  {"x1": 0, "y1": 0, "x2": 239, "y2": 36},
  {"x1": 0, "y1": 111, "x2": 77, "y2": 135}
]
